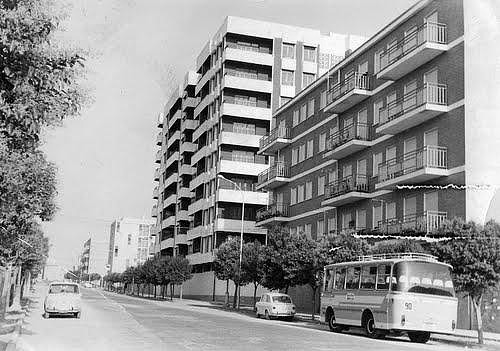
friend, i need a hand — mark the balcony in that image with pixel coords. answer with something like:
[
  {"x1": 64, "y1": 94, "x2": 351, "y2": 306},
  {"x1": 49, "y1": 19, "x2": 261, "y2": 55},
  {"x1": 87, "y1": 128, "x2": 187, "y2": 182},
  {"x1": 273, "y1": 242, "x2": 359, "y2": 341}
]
[
  {"x1": 188, "y1": 196, "x2": 214, "y2": 215},
  {"x1": 181, "y1": 118, "x2": 199, "y2": 131},
  {"x1": 155, "y1": 150, "x2": 162, "y2": 164},
  {"x1": 187, "y1": 225, "x2": 211, "y2": 241},
  {"x1": 376, "y1": 146, "x2": 448, "y2": 190},
  {"x1": 325, "y1": 73, "x2": 373, "y2": 113},
  {"x1": 178, "y1": 187, "x2": 192, "y2": 199},
  {"x1": 256, "y1": 162, "x2": 290, "y2": 190},
  {"x1": 219, "y1": 154, "x2": 268, "y2": 177},
  {"x1": 177, "y1": 210, "x2": 190, "y2": 222},
  {"x1": 151, "y1": 205, "x2": 158, "y2": 218},
  {"x1": 223, "y1": 45, "x2": 273, "y2": 67},
  {"x1": 156, "y1": 132, "x2": 162, "y2": 146},
  {"x1": 187, "y1": 252, "x2": 214, "y2": 265},
  {"x1": 217, "y1": 184, "x2": 268, "y2": 206},
  {"x1": 167, "y1": 130, "x2": 181, "y2": 148},
  {"x1": 258, "y1": 126, "x2": 291, "y2": 155},
  {"x1": 179, "y1": 164, "x2": 195, "y2": 176},
  {"x1": 165, "y1": 151, "x2": 179, "y2": 169},
  {"x1": 220, "y1": 131, "x2": 262, "y2": 148},
  {"x1": 321, "y1": 175, "x2": 370, "y2": 207},
  {"x1": 214, "y1": 218, "x2": 267, "y2": 235},
  {"x1": 220, "y1": 102, "x2": 271, "y2": 121},
  {"x1": 194, "y1": 93, "x2": 214, "y2": 118},
  {"x1": 153, "y1": 186, "x2": 159, "y2": 199},
  {"x1": 168, "y1": 110, "x2": 182, "y2": 128},
  {"x1": 223, "y1": 72, "x2": 273, "y2": 94},
  {"x1": 182, "y1": 97, "x2": 198, "y2": 111},
  {"x1": 160, "y1": 238, "x2": 175, "y2": 250},
  {"x1": 153, "y1": 168, "x2": 160, "y2": 181},
  {"x1": 164, "y1": 172, "x2": 178, "y2": 188},
  {"x1": 191, "y1": 145, "x2": 209, "y2": 166},
  {"x1": 189, "y1": 171, "x2": 208, "y2": 191},
  {"x1": 376, "y1": 83, "x2": 448, "y2": 135},
  {"x1": 377, "y1": 22, "x2": 448, "y2": 80},
  {"x1": 327, "y1": 122, "x2": 371, "y2": 159},
  {"x1": 162, "y1": 193, "x2": 176, "y2": 208},
  {"x1": 180, "y1": 141, "x2": 197, "y2": 154},
  {"x1": 256, "y1": 202, "x2": 289, "y2": 226},
  {"x1": 161, "y1": 216, "x2": 176, "y2": 229},
  {"x1": 176, "y1": 232, "x2": 187, "y2": 245},
  {"x1": 377, "y1": 211, "x2": 447, "y2": 236}
]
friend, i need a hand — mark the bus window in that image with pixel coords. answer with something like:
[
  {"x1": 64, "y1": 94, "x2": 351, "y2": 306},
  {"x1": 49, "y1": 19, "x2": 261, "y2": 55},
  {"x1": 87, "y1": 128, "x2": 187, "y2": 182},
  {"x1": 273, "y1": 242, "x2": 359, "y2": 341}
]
[
  {"x1": 360, "y1": 266, "x2": 377, "y2": 289},
  {"x1": 392, "y1": 261, "x2": 455, "y2": 297},
  {"x1": 324, "y1": 268, "x2": 335, "y2": 292},
  {"x1": 346, "y1": 266, "x2": 361, "y2": 289},
  {"x1": 334, "y1": 268, "x2": 346, "y2": 290},
  {"x1": 376, "y1": 264, "x2": 391, "y2": 290}
]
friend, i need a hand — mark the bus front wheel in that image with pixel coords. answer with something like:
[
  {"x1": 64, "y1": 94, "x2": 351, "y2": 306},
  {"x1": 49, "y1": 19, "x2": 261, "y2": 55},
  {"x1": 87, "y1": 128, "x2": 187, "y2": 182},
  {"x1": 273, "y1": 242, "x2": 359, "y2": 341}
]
[
  {"x1": 363, "y1": 311, "x2": 385, "y2": 339},
  {"x1": 328, "y1": 313, "x2": 343, "y2": 333},
  {"x1": 408, "y1": 331, "x2": 430, "y2": 343}
]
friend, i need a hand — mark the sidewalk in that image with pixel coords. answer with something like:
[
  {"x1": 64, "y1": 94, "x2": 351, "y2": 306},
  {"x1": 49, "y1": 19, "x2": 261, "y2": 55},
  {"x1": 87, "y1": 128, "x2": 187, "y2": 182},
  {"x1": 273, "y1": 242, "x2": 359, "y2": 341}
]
[
  {"x1": 105, "y1": 289, "x2": 500, "y2": 347},
  {"x1": 0, "y1": 294, "x2": 33, "y2": 351}
]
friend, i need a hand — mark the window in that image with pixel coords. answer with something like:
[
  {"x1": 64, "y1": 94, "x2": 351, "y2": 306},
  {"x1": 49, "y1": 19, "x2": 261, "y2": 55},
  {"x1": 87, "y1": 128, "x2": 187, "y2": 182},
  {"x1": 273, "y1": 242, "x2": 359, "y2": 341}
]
[
  {"x1": 346, "y1": 266, "x2": 361, "y2": 289},
  {"x1": 306, "y1": 139, "x2": 314, "y2": 158},
  {"x1": 329, "y1": 169, "x2": 337, "y2": 184},
  {"x1": 319, "y1": 133, "x2": 327, "y2": 152},
  {"x1": 303, "y1": 73, "x2": 315, "y2": 88},
  {"x1": 319, "y1": 53, "x2": 329, "y2": 69},
  {"x1": 307, "y1": 99, "x2": 315, "y2": 117},
  {"x1": 360, "y1": 266, "x2": 377, "y2": 289},
  {"x1": 334, "y1": 268, "x2": 346, "y2": 290},
  {"x1": 293, "y1": 110, "x2": 299, "y2": 127},
  {"x1": 305, "y1": 181, "x2": 313, "y2": 200},
  {"x1": 281, "y1": 70, "x2": 294, "y2": 86},
  {"x1": 386, "y1": 201, "x2": 396, "y2": 220},
  {"x1": 298, "y1": 144, "x2": 306, "y2": 162},
  {"x1": 303, "y1": 46, "x2": 317, "y2": 62},
  {"x1": 300, "y1": 103, "x2": 307, "y2": 123},
  {"x1": 373, "y1": 100, "x2": 383, "y2": 125},
  {"x1": 127, "y1": 234, "x2": 132, "y2": 245},
  {"x1": 317, "y1": 220, "x2": 325, "y2": 238},
  {"x1": 320, "y1": 91, "x2": 327, "y2": 109},
  {"x1": 376, "y1": 265, "x2": 391, "y2": 290},
  {"x1": 290, "y1": 187, "x2": 297, "y2": 205},
  {"x1": 291, "y1": 148, "x2": 298, "y2": 165},
  {"x1": 297, "y1": 225, "x2": 304, "y2": 234},
  {"x1": 114, "y1": 246, "x2": 118, "y2": 257},
  {"x1": 282, "y1": 43, "x2": 295, "y2": 59},
  {"x1": 342, "y1": 212, "x2": 353, "y2": 230},
  {"x1": 304, "y1": 223, "x2": 312, "y2": 238},
  {"x1": 356, "y1": 209, "x2": 366, "y2": 230},
  {"x1": 373, "y1": 204, "x2": 382, "y2": 229},
  {"x1": 297, "y1": 184, "x2": 305, "y2": 202},
  {"x1": 372, "y1": 152, "x2": 383, "y2": 176},
  {"x1": 280, "y1": 96, "x2": 291, "y2": 107},
  {"x1": 318, "y1": 176, "x2": 325, "y2": 196},
  {"x1": 328, "y1": 216, "x2": 336, "y2": 234}
]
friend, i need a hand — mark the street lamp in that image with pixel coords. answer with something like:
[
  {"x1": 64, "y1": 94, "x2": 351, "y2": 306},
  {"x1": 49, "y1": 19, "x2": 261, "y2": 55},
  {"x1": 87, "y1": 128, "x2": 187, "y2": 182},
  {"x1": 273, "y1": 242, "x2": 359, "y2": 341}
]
[{"x1": 217, "y1": 174, "x2": 244, "y2": 309}]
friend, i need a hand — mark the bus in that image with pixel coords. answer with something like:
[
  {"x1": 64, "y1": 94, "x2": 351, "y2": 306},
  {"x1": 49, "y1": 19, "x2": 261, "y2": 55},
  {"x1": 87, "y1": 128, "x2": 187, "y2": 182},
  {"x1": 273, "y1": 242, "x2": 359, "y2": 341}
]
[{"x1": 320, "y1": 253, "x2": 457, "y2": 343}]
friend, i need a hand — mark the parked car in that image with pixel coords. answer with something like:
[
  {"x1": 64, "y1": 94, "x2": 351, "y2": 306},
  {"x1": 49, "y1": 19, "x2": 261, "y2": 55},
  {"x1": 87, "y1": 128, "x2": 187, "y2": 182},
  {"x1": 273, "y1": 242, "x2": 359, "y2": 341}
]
[
  {"x1": 43, "y1": 282, "x2": 81, "y2": 319},
  {"x1": 255, "y1": 293, "x2": 296, "y2": 321},
  {"x1": 83, "y1": 282, "x2": 93, "y2": 288}
]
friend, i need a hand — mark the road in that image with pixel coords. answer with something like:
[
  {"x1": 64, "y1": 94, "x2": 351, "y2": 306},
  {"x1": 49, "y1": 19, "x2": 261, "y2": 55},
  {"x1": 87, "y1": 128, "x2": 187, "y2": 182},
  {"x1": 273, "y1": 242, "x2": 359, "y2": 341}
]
[{"x1": 15, "y1": 283, "x2": 498, "y2": 351}]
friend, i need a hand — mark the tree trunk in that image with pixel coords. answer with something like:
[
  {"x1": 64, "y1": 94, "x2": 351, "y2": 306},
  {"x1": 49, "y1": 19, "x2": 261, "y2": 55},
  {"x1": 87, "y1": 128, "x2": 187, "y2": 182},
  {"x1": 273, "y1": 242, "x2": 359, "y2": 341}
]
[
  {"x1": 154, "y1": 285, "x2": 157, "y2": 299},
  {"x1": 170, "y1": 284, "x2": 174, "y2": 301},
  {"x1": 311, "y1": 285, "x2": 317, "y2": 320},
  {"x1": 472, "y1": 295, "x2": 484, "y2": 344},
  {"x1": 253, "y1": 283, "x2": 258, "y2": 308},
  {"x1": 285, "y1": 286, "x2": 289, "y2": 294},
  {"x1": 180, "y1": 284, "x2": 183, "y2": 300},
  {"x1": 8, "y1": 266, "x2": 22, "y2": 312},
  {"x1": 232, "y1": 283, "x2": 238, "y2": 309}
]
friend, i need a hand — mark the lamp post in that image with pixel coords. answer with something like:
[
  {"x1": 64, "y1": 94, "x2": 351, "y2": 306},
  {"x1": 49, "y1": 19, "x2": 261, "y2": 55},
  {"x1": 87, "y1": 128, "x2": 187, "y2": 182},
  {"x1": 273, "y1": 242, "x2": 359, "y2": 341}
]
[{"x1": 217, "y1": 174, "x2": 244, "y2": 309}]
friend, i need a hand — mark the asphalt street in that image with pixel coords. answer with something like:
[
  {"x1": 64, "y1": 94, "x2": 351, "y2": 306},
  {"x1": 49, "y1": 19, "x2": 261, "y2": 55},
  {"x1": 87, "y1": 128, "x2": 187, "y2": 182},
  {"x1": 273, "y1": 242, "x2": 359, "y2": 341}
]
[{"x1": 14, "y1": 284, "x2": 500, "y2": 351}]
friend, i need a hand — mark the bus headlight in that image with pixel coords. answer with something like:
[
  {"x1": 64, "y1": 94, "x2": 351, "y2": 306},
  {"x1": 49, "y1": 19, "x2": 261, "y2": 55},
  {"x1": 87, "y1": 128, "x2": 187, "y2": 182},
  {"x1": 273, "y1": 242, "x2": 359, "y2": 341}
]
[{"x1": 401, "y1": 314, "x2": 406, "y2": 326}]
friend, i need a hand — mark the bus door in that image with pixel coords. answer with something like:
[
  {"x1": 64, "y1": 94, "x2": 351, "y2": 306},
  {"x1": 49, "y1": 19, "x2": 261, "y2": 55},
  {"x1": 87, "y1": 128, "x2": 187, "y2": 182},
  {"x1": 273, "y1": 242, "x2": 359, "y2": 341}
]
[{"x1": 336, "y1": 266, "x2": 361, "y2": 325}]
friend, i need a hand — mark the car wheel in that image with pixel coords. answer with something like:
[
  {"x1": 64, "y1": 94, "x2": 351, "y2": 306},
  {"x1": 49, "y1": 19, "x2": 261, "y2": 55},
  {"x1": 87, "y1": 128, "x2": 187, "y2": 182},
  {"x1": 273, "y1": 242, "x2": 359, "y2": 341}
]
[
  {"x1": 264, "y1": 310, "x2": 270, "y2": 320},
  {"x1": 75, "y1": 312, "x2": 81, "y2": 319},
  {"x1": 408, "y1": 331, "x2": 430, "y2": 343},
  {"x1": 328, "y1": 313, "x2": 343, "y2": 333},
  {"x1": 364, "y1": 312, "x2": 384, "y2": 339}
]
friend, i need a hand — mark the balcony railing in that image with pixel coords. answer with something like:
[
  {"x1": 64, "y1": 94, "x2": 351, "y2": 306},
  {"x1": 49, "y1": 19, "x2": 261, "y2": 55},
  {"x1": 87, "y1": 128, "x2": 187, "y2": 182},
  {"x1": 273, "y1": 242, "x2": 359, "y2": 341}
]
[
  {"x1": 379, "y1": 83, "x2": 447, "y2": 126},
  {"x1": 218, "y1": 181, "x2": 259, "y2": 192},
  {"x1": 225, "y1": 70, "x2": 271, "y2": 81},
  {"x1": 226, "y1": 42, "x2": 271, "y2": 54},
  {"x1": 220, "y1": 153, "x2": 266, "y2": 164},
  {"x1": 259, "y1": 126, "x2": 290, "y2": 150},
  {"x1": 257, "y1": 162, "x2": 290, "y2": 185},
  {"x1": 256, "y1": 202, "x2": 289, "y2": 222},
  {"x1": 221, "y1": 124, "x2": 263, "y2": 136},
  {"x1": 378, "y1": 145, "x2": 447, "y2": 183},
  {"x1": 378, "y1": 22, "x2": 447, "y2": 73},
  {"x1": 377, "y1": 211, "x2": 447, "y2": 235},
  {"x1": 327, "y1": 122, "x2": 370, "y2": 150},
  {"x1": 325, "y1": 174, "x2": 369, "y2": 199},
  {"x1": 326, "y1": 72, "x2": 371, "y2": 106}
]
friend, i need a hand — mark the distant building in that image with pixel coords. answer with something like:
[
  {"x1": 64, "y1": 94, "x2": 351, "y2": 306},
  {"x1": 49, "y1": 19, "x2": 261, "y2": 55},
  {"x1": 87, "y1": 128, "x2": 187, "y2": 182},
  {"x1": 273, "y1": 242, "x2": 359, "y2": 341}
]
[
  {"x1": 78, "y1": 237, "x2": 109, "y2": 279},
  {"x1": 107, "y1": 218, "x2": 156, "y2": 273}
]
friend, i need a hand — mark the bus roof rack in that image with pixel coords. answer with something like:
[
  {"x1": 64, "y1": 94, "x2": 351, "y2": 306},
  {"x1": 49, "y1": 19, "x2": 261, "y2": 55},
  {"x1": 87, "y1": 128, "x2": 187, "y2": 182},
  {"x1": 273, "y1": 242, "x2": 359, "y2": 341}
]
[{"x1": 356, "y1": 252, "x2": 438, "y2": 262}]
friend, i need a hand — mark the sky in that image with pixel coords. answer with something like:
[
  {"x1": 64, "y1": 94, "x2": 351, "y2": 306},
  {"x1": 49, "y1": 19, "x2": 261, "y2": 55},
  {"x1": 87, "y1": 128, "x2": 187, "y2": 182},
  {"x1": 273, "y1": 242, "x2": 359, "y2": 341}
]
[{"x1": 40, "y1": 0, "x2": 428, "y2": 271}]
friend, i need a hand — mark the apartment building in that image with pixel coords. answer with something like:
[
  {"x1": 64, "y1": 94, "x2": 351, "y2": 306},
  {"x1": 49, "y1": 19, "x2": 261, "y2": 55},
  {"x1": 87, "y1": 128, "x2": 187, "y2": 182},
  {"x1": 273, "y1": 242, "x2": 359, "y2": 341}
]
[
  {"x1": 152, "y1": 16, "x2": 365, "y2": 300},
  {"x1": 108, "y1": 218, "x2": 156, "y2": 273},
  {"x1": 256, "y1": 0, "x2": 499, "y2": 244},
  {"x1": 78, "y1": 238, "x2": 108, "y2": 278}
]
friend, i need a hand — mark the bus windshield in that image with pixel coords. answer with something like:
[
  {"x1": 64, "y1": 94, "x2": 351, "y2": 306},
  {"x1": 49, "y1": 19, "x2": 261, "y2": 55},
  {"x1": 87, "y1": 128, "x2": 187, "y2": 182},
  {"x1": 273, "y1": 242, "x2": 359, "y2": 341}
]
[{"x1": 392, "y1": 261, "x2": 454, "y2": 297}]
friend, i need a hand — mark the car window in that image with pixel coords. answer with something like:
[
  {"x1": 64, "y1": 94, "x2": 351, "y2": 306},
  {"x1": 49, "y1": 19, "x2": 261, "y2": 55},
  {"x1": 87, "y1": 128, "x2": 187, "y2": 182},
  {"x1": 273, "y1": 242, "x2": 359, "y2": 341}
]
[
  {"x1": 49, "y1": 284, "x2": 79, "y2": 294},
  {"x1": 273, "y1": 295, "x2": 292, "y2": 303}
]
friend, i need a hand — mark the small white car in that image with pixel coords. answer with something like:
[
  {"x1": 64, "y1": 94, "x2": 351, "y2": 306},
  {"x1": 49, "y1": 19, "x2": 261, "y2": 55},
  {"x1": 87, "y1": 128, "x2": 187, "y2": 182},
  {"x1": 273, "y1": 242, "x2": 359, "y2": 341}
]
[
  {"x1": 43, "y1": 282, "x2": 81, "y2": 319},
  {"x1": 255, "y1": 293, "x2": 296, "y2": 321},
  {"x1": 83, "y1": 282, "x2": 93, "y2": 288}
]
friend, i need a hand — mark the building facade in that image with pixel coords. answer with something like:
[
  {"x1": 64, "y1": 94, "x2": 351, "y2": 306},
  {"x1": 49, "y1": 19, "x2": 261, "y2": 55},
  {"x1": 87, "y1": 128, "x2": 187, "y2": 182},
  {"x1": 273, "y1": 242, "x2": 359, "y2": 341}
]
[
  {"x1": 79, "y1": 238, "x2": 109, "y2": 279},
  {"x1": 108, "y1": 218, "x2": 156, "y2": 273},
  {"x1": 256, "y1": 0, "x2": 498, "y2": 242},
  {"x1": 152, "y1": 16, "x2": 365, "y2": 300}
]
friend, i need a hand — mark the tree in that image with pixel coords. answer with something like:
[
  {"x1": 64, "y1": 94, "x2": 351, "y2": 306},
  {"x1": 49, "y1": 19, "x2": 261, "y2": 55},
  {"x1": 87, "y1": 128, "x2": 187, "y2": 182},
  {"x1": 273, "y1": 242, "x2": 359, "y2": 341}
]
[
  {"x1": 154, "y1": 257, "x2": 171, "y2": 299},
  {"x1": 431, "y1": 218, "x2": 500, "y2": 344},
  {"x1": 89, "y1": 273, "x2": 101, "y2": 282},
  {"x1": 0, "y1": 0, "x2": 88, "y2": 151},
  {"x1": 166, "y1": 256, "x2": 192, "y2": 300},
  {"x1": 241, "y1": 241, "x2": 265, "y2": 307},
  {"x1": 214, "y1": 238, "x2": 245, "y2": 308},
  {"x1": 142, "y1": 258, "x2": 159, "y2": 298},
  {"x1": 370, "y1": 239, "x2": 427, "y2": 255}
]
